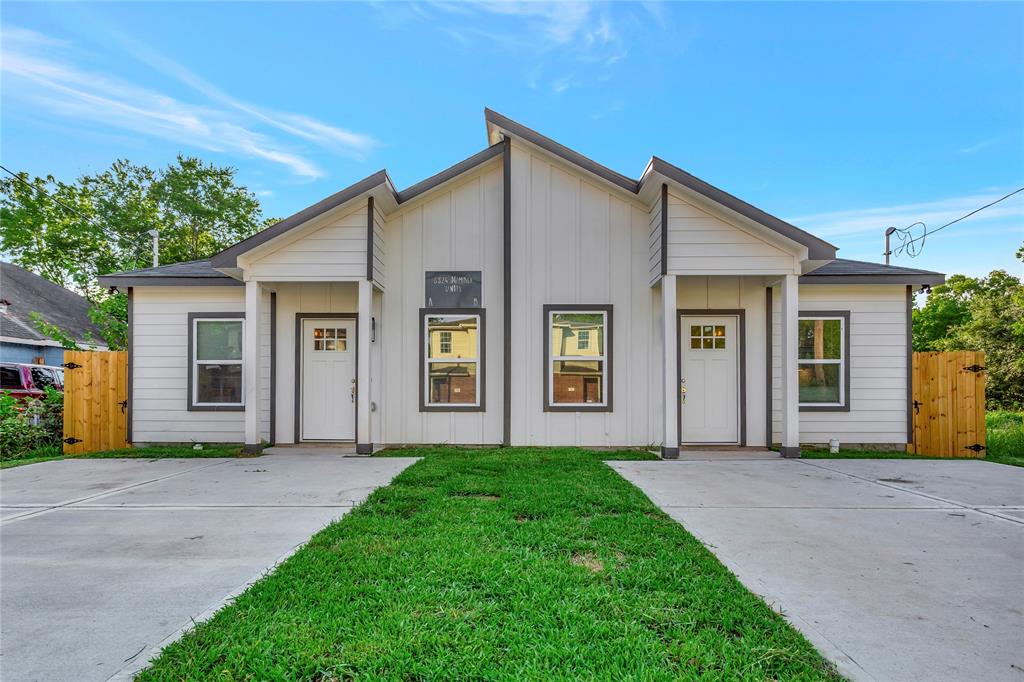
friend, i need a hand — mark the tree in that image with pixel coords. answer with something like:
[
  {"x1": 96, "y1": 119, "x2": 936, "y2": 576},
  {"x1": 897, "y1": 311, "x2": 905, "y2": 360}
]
[
  {"x1": 914, "y1": 266, "x2": 1024, "y2": 410},
  {"x1": 1, "y1": 156, "x2": 265, "y2": 349},
  {"x1": 151, "y1": 156, "x2": 262, "y2": 263}
]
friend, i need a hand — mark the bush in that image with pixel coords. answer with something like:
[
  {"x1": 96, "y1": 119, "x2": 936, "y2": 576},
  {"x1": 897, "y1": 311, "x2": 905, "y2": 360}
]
[
  {"x1": 987, "y1": 411, "x2": 1024, "y2": 465},
  {"x1": 0, "y1": 388, "x2": 64, "y2": 460}
]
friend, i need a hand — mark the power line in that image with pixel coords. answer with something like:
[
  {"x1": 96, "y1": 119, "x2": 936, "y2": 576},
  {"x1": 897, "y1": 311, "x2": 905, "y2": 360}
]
[
  {"x1": 891, "y1": 186, "x2": 1024, "y2": 257},
  {"x1": 0, "y1": 163, "x2": 104, "y2": 229}
]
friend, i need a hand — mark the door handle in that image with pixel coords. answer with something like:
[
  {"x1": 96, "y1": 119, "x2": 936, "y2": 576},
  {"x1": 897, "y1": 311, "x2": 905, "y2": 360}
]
[{"x1": 351, "y1": 378, "x2": 356, "y2": 403}]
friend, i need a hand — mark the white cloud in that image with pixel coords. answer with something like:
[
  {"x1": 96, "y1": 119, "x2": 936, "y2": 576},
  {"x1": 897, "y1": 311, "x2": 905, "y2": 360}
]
[
  {"x1": 1, "y1": 26, "x2": 379, "y2": 179},
  {"x1": 379, "y1": 1, "x2": 640, "y2": 92},
  {"x1": 789, "y1": 190, "x2": 1024, "y2": 240}
]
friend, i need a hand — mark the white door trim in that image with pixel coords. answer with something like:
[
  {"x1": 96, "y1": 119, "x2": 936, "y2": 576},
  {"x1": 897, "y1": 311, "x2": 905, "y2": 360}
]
[
  {"x1": 678, "y1": 310, "x2": 746, "y2": 446},
  {"x1": 295, "y1": 313, "x2": 358, "y2": 443}
]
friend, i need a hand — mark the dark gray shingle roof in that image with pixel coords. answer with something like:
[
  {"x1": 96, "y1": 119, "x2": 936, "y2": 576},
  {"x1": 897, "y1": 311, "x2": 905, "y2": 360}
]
[
  {"x1": 97, "y1": 260, "x2": 241, "y2": 287},
  {"x1": 802, "y1": 258, "x2": 945, "y2": 285},
  {"x1": 0, "y1": 262, "x2": 105, "y2": 345}
]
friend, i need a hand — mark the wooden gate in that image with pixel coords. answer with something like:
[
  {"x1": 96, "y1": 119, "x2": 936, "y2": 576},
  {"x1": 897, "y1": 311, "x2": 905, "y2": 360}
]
[
  {"x1": 909, "y1": 351, "x2": 986, "y2": 457},
  {"x1": 62, "y1": 350, "x2": 129, "y2": 455}
]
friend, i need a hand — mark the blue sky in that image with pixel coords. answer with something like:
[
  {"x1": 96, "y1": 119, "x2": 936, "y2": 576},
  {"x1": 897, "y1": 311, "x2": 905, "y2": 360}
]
[{"x1": 3, "y1": 1, "x2": 1022, "y2": 278}]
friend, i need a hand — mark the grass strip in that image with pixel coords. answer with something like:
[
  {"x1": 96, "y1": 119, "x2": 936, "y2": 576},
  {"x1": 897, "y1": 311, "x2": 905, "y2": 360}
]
[{"x1": 139, "y1": 447, "x2": 839, "y2": 681}]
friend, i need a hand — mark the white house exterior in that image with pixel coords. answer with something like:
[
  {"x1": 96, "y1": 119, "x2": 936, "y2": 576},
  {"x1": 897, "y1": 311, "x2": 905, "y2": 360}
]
[{"x1": 99, "y1": 110, "x2": 944, "y2": 458}]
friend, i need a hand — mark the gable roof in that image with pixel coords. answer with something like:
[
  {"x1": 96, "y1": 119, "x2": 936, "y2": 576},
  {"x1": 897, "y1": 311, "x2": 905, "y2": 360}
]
[
  {"x1": 484, "y1": 108, "x2": 837, "y2": 260},
  {"x1": 800, "y1": 258, "x2": 945, "y2": 285},
  {"x1": 97, "y1": 259, "x2": 241, "y2": 287},
  {"x1": 1, "y1": 262, "x2": 105, "y2": 346},
  {"x1": 210, "y1": 142, "x2": 505, "y2": 269}
]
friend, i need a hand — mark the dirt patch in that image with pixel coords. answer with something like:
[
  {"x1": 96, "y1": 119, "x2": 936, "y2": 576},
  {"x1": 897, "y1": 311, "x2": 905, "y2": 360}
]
[
  {"x1": 450, "y1": 492, "x2": 501, "y2": 501},
  {"x1": 571, "y1": 552, "x2": 604, "y2": 573}
]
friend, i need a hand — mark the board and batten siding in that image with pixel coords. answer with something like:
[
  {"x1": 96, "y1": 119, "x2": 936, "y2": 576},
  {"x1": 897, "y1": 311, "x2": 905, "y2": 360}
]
[
  {"x1": 245, "y1": 203, "x2": 369, "y2": 281},
  {"x1": 772, "y1": 284, "x2": 909, "y2": 445},
  {"x1": 509, "y1": 142, "x2": 660, "y2": 447},
  {"x1": 665, "y1": 190, "x2": 798, "y2": 275},
  {"x1": 381, "y1": 162, "x2": 504, "y2": 445},
  {"x1": 132, "y1": 286, "x2": 270, "y2": 443},
  {"x1": 676, "y1": 275, "x2": 772, "y2": 447}
]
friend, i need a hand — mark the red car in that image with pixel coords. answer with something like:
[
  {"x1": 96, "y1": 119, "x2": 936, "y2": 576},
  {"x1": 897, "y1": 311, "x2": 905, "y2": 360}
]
[{"x1": 0, "y1": 363, "x2": 64, "y2": 400}]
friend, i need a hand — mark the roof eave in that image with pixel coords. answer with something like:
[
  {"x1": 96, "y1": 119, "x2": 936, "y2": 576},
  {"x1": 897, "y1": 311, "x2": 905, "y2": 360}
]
[
  {"x1": 800, "y1": 273, "x2": 946, "y2": 286},
  {"x1": 646, "y1": 157, "x2": 838, "y2": 261},
  {"x1": 97, "y1": 276, "x2": 243, "y2": 288}
]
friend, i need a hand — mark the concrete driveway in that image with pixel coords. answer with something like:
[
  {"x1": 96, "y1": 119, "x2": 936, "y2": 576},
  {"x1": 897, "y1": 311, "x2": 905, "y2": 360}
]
[
  {"x1": 0, "y1": 454, "x2": 417, "y2": 682},
  {"x1": 610, "y1": 457, "x2": 1024, "y2": 682}
]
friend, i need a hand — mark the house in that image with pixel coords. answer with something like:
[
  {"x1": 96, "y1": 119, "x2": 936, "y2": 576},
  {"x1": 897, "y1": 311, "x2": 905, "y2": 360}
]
[
  {"x1": 1, "y1": 262, "x2": 106, "y2": 365},
  {"x1": 97, "y1": 110, "x2": 945, "y2": 457}
]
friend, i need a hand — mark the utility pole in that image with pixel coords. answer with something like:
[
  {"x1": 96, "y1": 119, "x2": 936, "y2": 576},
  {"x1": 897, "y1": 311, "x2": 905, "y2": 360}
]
[
  {"x1": 148, "y1": 229, "x2": 159, "y2": 267},
  {"x1": 884, "y1": 226, "x2": 896, "y2": 265}
]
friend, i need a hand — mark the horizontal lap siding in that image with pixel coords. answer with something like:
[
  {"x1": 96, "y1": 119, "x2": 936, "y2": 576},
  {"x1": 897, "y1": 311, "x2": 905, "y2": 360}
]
[
  {"x1": 132, "y1": 287, "x2": 270, "y2": 444},
  {"x1": 666, "y1": 191, "x2": 797, "y2": 275},
  {"x1": 772, "y1": 284, "x2": 908, "y2": 445},
  {"x1": 382, "y1": 163, "x2": 503, "y2": 445},
  {"x1": 510, "y1": 143, "x2": 658, "y2": 447},
  {"x1": 247, "y1": 205, "x2": 367, "y2": 280}
]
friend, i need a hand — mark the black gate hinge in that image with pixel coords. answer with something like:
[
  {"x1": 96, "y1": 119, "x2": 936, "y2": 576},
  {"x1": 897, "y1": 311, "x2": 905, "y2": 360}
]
[
  {"x1": 965, "y1": 443, "x2": 986, "y2": 453},
  {"x1": 63, "y1": 436, "x2": 82, "y2": 445},
  {"x1": 62, "y1": 361, "x2": 82, "y2": 370},
  {"x1": 963, "y1": 364, "x2": 986, "y2": 373}
]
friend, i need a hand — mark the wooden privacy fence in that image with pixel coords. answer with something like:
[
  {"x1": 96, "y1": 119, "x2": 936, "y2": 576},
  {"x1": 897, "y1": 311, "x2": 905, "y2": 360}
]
[
  {"x1": 909, "y1": 351, "x2": 986, "y2": 458},
  {"x1": 62, "y1": 350, "x2": 129, "y2": 455}
]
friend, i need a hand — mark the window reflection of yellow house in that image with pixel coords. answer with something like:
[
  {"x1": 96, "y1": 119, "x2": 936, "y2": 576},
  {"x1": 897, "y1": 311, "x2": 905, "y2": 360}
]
[
  {"x1": 426, "y1": 316, "x2": 479, "y2": 404},
  {"x1": 427, "y1": 317, "x2": 478, "y2": 359},
  {"x1": 550, "y1": 318, "x2": 604, "y2": 404}
]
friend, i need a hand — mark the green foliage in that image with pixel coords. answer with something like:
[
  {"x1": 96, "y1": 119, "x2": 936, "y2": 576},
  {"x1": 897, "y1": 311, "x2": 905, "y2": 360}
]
[
  {"x1": 0, "y1": 388, "x2": 64, "y2": 461},
  {"x1": 987, "y1": 411, "x2": 1024, "y2": 466},
  {"x1": 1, "y1": 156, "x2": 266, "y2": 350},
  {"x1": 913, "y1": 268, "x2": 1024, "y2": 410}
]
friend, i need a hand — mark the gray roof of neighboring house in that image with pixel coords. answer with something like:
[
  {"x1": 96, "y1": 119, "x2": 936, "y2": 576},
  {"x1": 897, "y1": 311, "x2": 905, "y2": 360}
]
[
  {"x1": 97, "y1": 259, "x2": 242, "y2": 287},
  {"x1": 1, "y1": 262, "x2": 105, "y2": 345},
  {"x1": 801, "y1": 258, "x2": 945, "y2": 285}
]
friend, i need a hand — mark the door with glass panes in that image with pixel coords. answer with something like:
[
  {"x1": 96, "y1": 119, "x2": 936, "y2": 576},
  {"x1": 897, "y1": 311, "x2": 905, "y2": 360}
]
[
  {"x1": 301, "y1": 319, "x2": 356, "y2": 441},
  {"x1": 680, "y1": 315, "x2": 739, "y2": 444}
]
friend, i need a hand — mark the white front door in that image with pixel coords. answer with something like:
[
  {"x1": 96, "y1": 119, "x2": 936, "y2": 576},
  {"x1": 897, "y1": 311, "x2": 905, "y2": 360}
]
[
  {"x1": 680, "y1": 315, "x2": 739, "y2": 444},
  {"x1": 301, "y1": 318, "x2": 356, "y2": 441}
]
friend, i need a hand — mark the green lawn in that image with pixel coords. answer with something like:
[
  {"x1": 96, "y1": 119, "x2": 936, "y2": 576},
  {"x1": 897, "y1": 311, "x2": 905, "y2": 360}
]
[
  {"x1": 138, "y1": 447, "x2": 839, "y2": 681},
  {"x1": 0, "y1": 444, "x2": 246, "y2": 469},
  {"x1": 802, "y1": 411, "x2": 1024, "y2": 468}
]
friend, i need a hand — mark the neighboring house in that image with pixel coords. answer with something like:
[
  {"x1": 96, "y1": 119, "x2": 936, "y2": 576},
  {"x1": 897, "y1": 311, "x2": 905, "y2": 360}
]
[
  {"x1": 98, "y1": 109, "x2": 944, "y2": 457},
  {"x1": 1, "y1": 262, "x2": 105, "y2": 365}
]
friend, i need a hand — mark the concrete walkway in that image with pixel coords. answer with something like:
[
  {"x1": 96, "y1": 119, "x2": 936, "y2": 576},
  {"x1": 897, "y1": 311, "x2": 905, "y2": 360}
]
[
  {"x1": 610, "y1": 457, "x2": 1024, "y2": 682},
  {"x1": 0, "y1": 454, "x2": 417, "y2": 682}
]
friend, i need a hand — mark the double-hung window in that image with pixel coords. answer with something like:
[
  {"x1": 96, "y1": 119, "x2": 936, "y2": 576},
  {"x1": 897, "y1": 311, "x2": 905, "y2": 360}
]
[
  {"x1": 797, "y1": 312, "x2": 849, "y2": 410},
  {"x1": 189, "y1": 314, "x2": 244, "y2": 410},
  {"x1": 421, "y1": 309, "x2": 484, "y2": 410},
  {"x1": 544, "y1": 305, "x2": 612, "y2": 411}
]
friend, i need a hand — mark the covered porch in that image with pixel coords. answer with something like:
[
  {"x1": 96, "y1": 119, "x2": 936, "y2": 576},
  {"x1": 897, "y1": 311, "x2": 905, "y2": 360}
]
[{"x1": 241, "y1": 278, "x2": 381, "y2": 454}]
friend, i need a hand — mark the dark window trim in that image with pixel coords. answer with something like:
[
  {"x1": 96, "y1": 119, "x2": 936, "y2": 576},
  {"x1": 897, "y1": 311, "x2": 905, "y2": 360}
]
[
  {"x1": 543, "y1": 304, "x2": 613, "y2": 413},
  {"x1": 419, "y1": 308, "x2": 486, "y2": 412},
  {"x1": 905, "y1": 286, "x2": 913, "y2": 446},
  {"x1": 677, "y1": 309, "x2": 747, "y2": 446},
  {"x1": 187, "y1": 312, "x2": 245, "y2": 412},
  {"x1": 797, "y1": 310, "x2": 851, "y2": 412},
  {"x1": 293, "y1": 313, "x2": 358, "y2": 443},
  {"x1": 660, "y1": 183, "x2": 668, "y2": 276}
]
